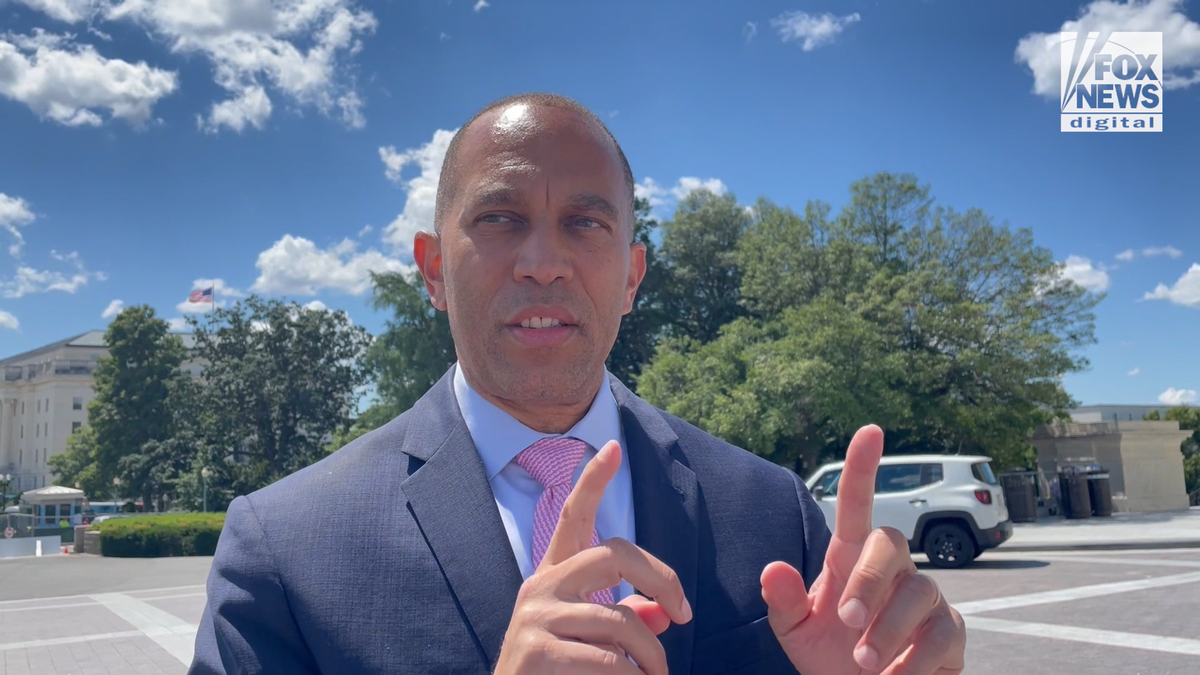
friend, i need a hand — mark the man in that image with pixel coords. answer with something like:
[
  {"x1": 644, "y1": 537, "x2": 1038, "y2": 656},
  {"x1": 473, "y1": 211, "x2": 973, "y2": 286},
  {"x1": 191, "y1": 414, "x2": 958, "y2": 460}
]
[{"x1": 190, "y1": 93, "x2": 966, "y2": 675}]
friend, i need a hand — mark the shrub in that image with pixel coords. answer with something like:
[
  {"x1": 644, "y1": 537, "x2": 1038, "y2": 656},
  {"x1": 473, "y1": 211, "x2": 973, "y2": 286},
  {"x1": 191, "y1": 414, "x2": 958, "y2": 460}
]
[{"x1": 93, "y1": 513, "x2": 226, "y2": 558}]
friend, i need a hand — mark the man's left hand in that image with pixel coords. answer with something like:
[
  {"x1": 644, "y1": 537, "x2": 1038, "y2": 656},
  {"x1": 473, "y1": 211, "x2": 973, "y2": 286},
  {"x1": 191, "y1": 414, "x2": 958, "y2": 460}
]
[{"x1": 761, "y1": 425, "x2": 967, "y2": 675}]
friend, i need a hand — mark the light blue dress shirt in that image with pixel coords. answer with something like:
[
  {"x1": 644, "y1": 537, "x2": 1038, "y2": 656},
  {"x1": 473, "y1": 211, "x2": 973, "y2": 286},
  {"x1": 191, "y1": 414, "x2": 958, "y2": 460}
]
[{"x1": 453, "y1": 362, "x2": 637, "y2": 601}]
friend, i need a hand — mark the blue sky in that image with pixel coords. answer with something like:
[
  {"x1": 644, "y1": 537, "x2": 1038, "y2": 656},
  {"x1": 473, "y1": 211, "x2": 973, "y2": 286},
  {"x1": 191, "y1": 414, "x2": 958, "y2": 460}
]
[{"x1": 1, "y1": 0, "x2": 1198, "y2": 407}]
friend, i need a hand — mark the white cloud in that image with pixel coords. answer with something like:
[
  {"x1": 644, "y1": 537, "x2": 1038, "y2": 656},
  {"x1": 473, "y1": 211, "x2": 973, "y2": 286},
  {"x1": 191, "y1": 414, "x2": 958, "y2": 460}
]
[
  {"x1": 199, "y1": 84, "x2": 272, "y2": 133},
  {"x1": 13, "y1": 0, "x2": 377, "y2": 132},
  {"x1": 771, "y1": 11, "x2": 861, "y2": 52},
  {"x1": 101, "y1": 299, "x2": 124, "y2": 319},
  {"x1": 252, "y1": 234, "x2": 410, "y2": 296},
  {"x1": 0, "y1": 29, "x2": 179, "y2": 127},
  {"x1": 357, "y1": 224, "x2": 373, "y2": 237},
  {"x1": 1159, "y1": 387, "x2": 1199, "y2": 406},
  {"x1": 303, "y1": 299, "x2": 327, "y2": 311},
  {"x1": 1116, "y1": 249, "x2": 1135, "y2": 261},
  {"x1": 13, "y1": 0, "x2": 102, "y2": 23},
  {"x1": 1144, "y1": 245, "x2": 1183, "y2": 259},
  {"x1": 636, "y1": 176, "x2": 728, "y2": 212},
  {"x1": 380, "y1": 128, "x2": 457, "y2": 251},
  {"x1": 0, "y1": 309, "x2": 17, "y2": 330},
  {"x1": 473, "y1": 0, "x2": 489, "y2": 11},
  {"x1": 1127, "y1": 367, "x2": 1140, "y2": 376},
  {"x1": 0, "y1": 192, "x2": 36, "y2": 257},
  {"x1": 166, "y1": 316, "x2": 188, "y2": 331},
  {"x1": 1060, "y1": 255, "x2": 1110, "y2": 293},
  {"x1": 1015, "y1": 0, "x2": 1200, "y2": 98},
  {"x1": 744, "y1": 21, "x2": 758, "y2": 42},
  {"x1": 1143, "y1": 263, "x2": 1200, "y2": 307},
  {"x1": 2, "y1": 250, "x2": 103, "y2": 298}
]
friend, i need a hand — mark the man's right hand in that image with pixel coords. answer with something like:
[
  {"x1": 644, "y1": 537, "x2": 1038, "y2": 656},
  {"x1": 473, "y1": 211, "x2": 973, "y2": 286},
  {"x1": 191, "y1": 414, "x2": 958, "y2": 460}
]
[{"x1": 493, "y1": 440, "x2": 692, "y2": 675}]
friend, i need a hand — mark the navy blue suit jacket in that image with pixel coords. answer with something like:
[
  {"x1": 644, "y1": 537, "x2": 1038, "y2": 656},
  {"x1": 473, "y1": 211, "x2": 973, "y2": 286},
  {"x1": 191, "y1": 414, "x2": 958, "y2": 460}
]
[{"x1": 190, "y1": 368, "x2": 831, "y2": 675}]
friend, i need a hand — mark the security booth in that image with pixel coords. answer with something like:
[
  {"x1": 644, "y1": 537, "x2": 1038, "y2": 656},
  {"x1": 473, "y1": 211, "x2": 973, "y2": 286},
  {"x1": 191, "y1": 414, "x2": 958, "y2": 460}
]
[{"x1": 19, "y1": 485, "x2": 87, "y2": 527}]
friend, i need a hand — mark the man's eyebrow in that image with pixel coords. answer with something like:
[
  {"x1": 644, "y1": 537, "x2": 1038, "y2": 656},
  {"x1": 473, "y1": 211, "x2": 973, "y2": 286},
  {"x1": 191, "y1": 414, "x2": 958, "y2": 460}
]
[
  {"x1": 465, "y1": 186, "x2": 523, "y2": 211},
  {"x1": 565, "y1": 192, "x2": 619, "y2": 220}
]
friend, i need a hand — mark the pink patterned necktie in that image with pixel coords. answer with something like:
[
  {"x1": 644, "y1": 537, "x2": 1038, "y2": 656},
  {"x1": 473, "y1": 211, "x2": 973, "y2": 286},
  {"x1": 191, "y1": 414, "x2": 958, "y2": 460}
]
[{"x1": 515, "y1": 437, "x2": 615, "y2": 605}]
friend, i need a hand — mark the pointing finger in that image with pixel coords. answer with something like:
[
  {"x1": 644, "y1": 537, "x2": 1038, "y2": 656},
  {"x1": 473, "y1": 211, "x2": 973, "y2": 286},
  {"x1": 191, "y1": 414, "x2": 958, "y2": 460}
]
[
  {"x1": 543, "y1": 440, "x2": 621, "y2": 568},
  {"x1": 833, "y1": 425, "x2": 884, "y2": 546}
]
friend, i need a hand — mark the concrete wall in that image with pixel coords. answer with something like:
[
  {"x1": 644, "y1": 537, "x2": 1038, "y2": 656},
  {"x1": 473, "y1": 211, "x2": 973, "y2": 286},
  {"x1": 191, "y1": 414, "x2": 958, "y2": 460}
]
[
  {"x1": 1032, "y1": 420, "x2": 1191, "y2": 513},
  {"x1": 0, "y1": 534, "x2": 62, "y2": 558}
]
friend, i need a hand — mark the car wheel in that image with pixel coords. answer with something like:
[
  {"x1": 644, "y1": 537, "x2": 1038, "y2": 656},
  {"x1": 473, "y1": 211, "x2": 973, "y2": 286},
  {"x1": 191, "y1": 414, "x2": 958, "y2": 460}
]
[{"x1": 923, "y1": 523, "x2": 977, "y2": 569}]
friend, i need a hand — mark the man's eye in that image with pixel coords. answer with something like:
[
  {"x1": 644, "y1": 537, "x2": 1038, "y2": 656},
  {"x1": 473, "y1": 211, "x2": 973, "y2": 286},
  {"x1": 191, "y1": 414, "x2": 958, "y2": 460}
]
[
  {"x1": 571, "y1": 218, "x2": 602, "y2": 229},
  {"x1": 480, "y1": 214, "x2": 516, "y2": 224}
]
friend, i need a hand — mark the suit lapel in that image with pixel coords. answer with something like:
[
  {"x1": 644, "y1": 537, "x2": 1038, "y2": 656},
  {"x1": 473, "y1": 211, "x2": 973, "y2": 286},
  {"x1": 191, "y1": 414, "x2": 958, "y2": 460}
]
[
  {"x1": 399, "y1": 369, "x2": 524, "y2": 671},
  {"x1": 611, "y1": 377, "x2": 699, "y2": 675}
]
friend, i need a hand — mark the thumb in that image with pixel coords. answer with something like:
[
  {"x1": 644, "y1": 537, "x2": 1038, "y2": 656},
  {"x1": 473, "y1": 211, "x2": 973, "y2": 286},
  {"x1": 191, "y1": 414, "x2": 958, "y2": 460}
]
[
  {"x1": 618, "y1": 593, "x2": 673, "y2": 636},
  {"x1": 760, "y1": 561, "x2": 813, "y2": 638}
]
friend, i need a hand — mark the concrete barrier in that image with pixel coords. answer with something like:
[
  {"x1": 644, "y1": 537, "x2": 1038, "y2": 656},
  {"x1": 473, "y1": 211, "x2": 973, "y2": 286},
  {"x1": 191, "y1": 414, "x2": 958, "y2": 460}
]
[
  {"x1": 0, "y1": 535, "x2": 63, "y2": 558},
  {"x1": 74, "y1": 525, "x2": 87, "y2": 553},
  {"x1": 83, "y1": 530, "x2": 103, "y2": 555}
]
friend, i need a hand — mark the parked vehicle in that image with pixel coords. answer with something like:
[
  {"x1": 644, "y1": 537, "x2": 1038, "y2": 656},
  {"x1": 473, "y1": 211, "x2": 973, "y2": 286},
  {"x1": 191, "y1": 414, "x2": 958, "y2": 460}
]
[{"x1": 806, "y1": 455, "x2": 1013, "y2": 568}]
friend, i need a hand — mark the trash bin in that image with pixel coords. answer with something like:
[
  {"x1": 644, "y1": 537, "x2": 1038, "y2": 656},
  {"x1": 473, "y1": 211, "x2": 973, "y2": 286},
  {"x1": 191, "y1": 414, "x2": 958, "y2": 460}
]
[
  {"x1": 1001, "y1": 472, "x2": 1038, "y2": 523},
  {"x1": 1087, "y1": 470, "x2": 1113, "y2": 517},
  {"x1": 1058, "y1": 467, "x2": 1093, "y2": 519}
]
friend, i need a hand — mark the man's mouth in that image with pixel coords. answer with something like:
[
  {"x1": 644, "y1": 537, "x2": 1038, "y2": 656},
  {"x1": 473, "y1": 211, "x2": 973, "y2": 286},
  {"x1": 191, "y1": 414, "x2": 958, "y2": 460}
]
[{"x1": 518, "y1": 317, "x2": 567, "y2": 329}]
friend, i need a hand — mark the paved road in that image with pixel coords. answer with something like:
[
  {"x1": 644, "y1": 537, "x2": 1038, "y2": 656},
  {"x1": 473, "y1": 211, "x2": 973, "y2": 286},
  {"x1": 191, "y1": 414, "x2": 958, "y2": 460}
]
[{"x1": 2, "y1": 549, "x2": 1198, "y2": 674}]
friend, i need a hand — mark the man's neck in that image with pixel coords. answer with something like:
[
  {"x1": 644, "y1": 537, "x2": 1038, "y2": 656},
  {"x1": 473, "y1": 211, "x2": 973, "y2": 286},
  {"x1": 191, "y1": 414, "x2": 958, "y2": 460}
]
[{"x1": 462, "y1": 366, "x2": 606, "y2": 434}]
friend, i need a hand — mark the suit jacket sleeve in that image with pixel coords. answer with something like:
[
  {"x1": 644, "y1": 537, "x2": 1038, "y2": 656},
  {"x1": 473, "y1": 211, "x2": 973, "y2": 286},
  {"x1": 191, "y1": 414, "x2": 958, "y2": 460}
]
[
  {"x1": 793, "y1": 471, "x2": 831, "y2": 588},
  {"x1": 189, "y1": 496, "x2": 319, "y2": 675}
]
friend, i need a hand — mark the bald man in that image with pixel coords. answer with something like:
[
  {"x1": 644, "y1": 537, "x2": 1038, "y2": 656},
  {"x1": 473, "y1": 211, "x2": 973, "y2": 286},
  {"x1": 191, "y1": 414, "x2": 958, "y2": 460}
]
[{"x1": 190, "y1": 93, "x2": 965, "y2": 675}]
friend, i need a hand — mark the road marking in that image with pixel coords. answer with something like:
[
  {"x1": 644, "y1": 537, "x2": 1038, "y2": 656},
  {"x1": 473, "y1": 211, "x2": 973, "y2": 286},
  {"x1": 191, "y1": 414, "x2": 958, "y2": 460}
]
[
  {"x1": 966, "y1": 616, "x2": 1200, "y2": 656},
  {"x1": 955, "y1": 571, "x2": 1200, "y2": 615},
  {"x1": 90, "y1": 593, "x2": 197, "y2": 665},
  {"x1": 1035, "y1": 555, "x2": 1200, "y2": 568},
  {"x1": 138, "y1": 591, "x2": 207, "y2": 602},
  {"x1": 0, "y1": 583, "x2": 205, "y2": 606},
  {"x1": 0, "y1": 630, "x2": 144, "y2": 652},
  {"x1": 0, "y1": 600, "x2": 99, "y2": 614}
]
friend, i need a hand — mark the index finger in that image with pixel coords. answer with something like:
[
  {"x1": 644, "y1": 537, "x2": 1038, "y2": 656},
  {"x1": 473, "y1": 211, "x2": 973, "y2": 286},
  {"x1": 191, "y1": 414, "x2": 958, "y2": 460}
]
[
  {"x1": 833, "y1": 425, "x2": 884, "y2": 545},
  {"x1": 542, "y1": 439, "x2": 622, "y2": 568}
]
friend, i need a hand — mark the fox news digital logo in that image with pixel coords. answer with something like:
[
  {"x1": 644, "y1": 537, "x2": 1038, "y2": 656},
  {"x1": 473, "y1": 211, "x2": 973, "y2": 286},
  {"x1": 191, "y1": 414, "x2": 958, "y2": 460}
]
[{"x1": 1061, "y1": 31, "x2": 1162, "y2": 132}]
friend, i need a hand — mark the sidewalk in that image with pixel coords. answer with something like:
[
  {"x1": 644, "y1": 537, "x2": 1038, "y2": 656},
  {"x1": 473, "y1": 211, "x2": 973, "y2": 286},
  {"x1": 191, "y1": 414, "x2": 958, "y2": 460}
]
[{"x1": 1002, "y1": 506, "x2": 1200, "y2": 551}]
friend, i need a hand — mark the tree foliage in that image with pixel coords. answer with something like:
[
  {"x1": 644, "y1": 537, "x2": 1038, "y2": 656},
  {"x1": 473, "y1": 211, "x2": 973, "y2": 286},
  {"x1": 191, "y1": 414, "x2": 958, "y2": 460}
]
[
  {"x1": 639, "y1": 173, "x2": 1099, "y2": 474},
  {"x1": 185, "y1": 297, "x2": 372, "y2": 498},
  {"x1": 1145, "y1": 407, "x2": 1200, "y2": 499},
  {"x1": 657, "y1": 189, "x2": 752, "y2": 343},
  {"x1": 607, "y1": 197, "x2": 670, "y2": 386},
  {"x1": 50, "y1": 305, "x2": 186, "y2": 503}
]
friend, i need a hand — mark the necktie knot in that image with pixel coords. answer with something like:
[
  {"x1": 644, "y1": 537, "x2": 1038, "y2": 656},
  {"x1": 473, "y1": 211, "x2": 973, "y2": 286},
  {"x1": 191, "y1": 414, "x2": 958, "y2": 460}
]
[{"x1": 515, "y1": 437, "x2": 588, "y2": 489}]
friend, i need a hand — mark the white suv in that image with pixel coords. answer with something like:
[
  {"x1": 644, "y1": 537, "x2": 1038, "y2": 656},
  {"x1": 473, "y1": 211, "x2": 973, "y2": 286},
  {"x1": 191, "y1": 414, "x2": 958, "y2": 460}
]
[{"x1": 805, "y1": 455, "x2": 1013, "y2": 568}]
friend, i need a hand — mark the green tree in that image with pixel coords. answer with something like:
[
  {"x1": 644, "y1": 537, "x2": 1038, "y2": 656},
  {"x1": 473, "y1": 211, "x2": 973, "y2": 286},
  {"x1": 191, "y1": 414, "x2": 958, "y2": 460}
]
[
  {"x1": 607, "y1": 196, "x2": 669, "y2": 387},
  {"x1": 339, "y1": 268, "x2": 459, "y2": 443},
  {"x1": 50, "y1": 306, "x2": 185, "y2": 501},
  {"x1": 658, "y1": 189, "x2": 752, "y2": 343},
  {"x1": 1145, "y1": 407, "x2": 1200, "y2": 499},
  {"x1": 639, "y1": 173, "x2": 1099, "y2": 474},
  {"x1": 116, "y1": 375, "x2": 206, "y2": 511},
  {"x1": 188, "y1": 297, "x2": 372, "y2": 494}
]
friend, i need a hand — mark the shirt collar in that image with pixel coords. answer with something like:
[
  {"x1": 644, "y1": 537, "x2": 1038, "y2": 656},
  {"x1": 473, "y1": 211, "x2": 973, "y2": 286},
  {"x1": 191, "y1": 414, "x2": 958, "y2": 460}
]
[{"x1": 453, "y1": 362, "x2": 622, "y2": 481}]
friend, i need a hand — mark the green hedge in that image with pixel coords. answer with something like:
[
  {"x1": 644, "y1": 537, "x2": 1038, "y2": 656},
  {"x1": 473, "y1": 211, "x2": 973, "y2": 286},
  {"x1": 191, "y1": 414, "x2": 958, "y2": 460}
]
[{"x1": 93, "y1": 513, "x2": 226, "y2": 558}]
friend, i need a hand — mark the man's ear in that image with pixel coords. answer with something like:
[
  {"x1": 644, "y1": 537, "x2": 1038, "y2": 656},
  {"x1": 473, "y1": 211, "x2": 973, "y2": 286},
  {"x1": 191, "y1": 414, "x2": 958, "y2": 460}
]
[
  {"x1": 413, "y1": 231, "x2": 448, "y2": 311},
  {"x1": 622, "y1": 240, "x2": 648, "y2": 315}
]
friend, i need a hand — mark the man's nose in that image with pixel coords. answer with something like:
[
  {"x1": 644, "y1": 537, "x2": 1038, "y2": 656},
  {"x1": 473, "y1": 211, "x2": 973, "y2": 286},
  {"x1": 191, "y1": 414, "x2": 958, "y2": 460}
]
[{"x1": 513, "y1": 221, "x2": 573, "y2": 287}]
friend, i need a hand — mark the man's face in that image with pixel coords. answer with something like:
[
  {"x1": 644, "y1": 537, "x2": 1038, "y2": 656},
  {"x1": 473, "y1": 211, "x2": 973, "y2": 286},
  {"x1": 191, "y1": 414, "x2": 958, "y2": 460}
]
[{"x1": 416, "y1": 103, "x2": 647, "y2": 406}]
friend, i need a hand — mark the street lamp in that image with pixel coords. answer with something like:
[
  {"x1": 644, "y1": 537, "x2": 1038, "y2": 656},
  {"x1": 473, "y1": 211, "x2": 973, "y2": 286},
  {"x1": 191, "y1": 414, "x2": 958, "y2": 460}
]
[
  {"x1": 201, "y1": 467, "x2": 212, "y2": 513},
  {"x1": 111, "y1": 476, "x2": 121, "y2": 513},
  {"x1": 0, "y1": 473, "x2": 11, "y2": 509}
]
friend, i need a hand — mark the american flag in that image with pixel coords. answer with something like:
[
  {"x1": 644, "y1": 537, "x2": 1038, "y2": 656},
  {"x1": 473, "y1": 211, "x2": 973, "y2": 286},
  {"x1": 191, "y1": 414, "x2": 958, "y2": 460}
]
[{"x1": 188, "y1": 287, "x2": 214, "y2": 303}]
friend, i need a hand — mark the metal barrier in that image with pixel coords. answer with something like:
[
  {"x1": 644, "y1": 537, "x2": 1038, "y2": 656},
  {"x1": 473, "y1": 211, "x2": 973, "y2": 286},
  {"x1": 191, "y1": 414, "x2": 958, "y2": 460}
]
[{"x1": 1, "y1": 513, "x2": 37, "y2": 539}]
